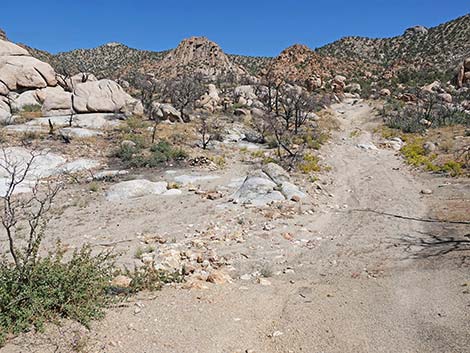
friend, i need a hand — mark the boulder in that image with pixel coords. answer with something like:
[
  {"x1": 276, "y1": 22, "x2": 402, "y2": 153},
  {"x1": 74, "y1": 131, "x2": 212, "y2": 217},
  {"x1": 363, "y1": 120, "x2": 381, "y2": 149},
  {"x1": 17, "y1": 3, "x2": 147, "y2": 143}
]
[
  {"x1": 73, "y1": 79, "x2": 142, "y2": 116},
  {"x1": 404, "y1": 26, "x2": 428, "y2": 36},
  {"x1": 60, "y1": 127, "x2": 103, "y2": 139},
  {"x1": 0, "y1": 39, "x2": 29, "y2": 57},
  {"x1": 332, "y1": 75, "x2": 347, "y2": 93},
  {"x1": 379, "y1": 88, "x2": 391, "y2": 97},
  {"x1": 421, "y1": 81, "x2": 441, "y2": 94},
  {"x1": 11, "y1": 90, "x2": 40, "y2": 111},
  {"x1": 0, "y1": 96, "x2": 11, "y2": 123},
  {"x1": 262, "y1": 163, "x2": 290, "y2": 184},
  {"x1": 280, "y1": 181, "x2": 307, "y2": 201},
  {"x1": 233, "y1": 163, "x2": 307, "y2": 206},
  {"x1": 38, "y1": 86, "x2": 73, "y2": 116},
  {"x1": 153, "y1": 102, "x2": 182, "y2": 122},
  {"x1": 0, "y1": 55, "x2": 57, "y2": 90},
  {"x1": 232, "y1": 175, "x2": 285, "y2": 206},
  {"x1": 234, "y1": 108, "x2": 249, "y2": 116},
  {"x1": 305, "y1": 76, "x2": 322, "y2": 91},
  {"x1": 438, "y1": 93, "x2": 452, "y2": 103},
  {"x1": 106, "y1": 180, "x2": 169, "y2": 201},
  {"x1": 234, "y1": 85, "x2": 257, "y2": 100},
  {"x1": 464, "y1": 58, "x2": 470, "y2": 71},
  {"x1": 345, "y1": 83, "x2": 361, "y2": 94}
]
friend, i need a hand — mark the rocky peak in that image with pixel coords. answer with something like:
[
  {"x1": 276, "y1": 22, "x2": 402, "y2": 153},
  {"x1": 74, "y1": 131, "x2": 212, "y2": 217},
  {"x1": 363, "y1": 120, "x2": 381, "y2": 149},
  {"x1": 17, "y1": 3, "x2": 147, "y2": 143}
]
[
  {"x1": 105, "y1": 42, "x2": 122, "y2": 47},
  {"x1": 404, "y1": 25, "x2": 429, "y2": 36},
  {"x1": 0, "y1": 28, "x2": 7, "y2": 41},
  {"x1": 155, "y1": 36, "x2": 245, "y2": 78}
]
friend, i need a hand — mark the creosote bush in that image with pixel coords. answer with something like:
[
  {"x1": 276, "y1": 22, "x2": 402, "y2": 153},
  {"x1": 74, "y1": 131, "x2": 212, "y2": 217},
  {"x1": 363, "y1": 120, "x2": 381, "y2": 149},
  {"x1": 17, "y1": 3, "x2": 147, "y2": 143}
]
[
  {"x1": 0, "y1": 245, "x2": 114, "y2": 345},
  {"x1": 400, "y1": 137, "x2": 463, "y2": 176},
  {"x1": 115, "y1": 139, "x2": 187, "y2": 168}
]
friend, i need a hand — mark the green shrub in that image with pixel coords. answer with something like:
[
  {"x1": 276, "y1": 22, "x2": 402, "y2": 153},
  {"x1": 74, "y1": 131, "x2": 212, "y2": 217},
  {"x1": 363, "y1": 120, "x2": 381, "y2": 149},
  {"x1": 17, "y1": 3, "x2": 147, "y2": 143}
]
[
  {"x1": 400, "y1": 138, "x2": 437, "y2": 170},
  {"x1": 400, "y1": 139, "x2": 463, "y2": 177},
  {"x1": 441, "y1": 160, "x2": 463, "y2": 177},
  {"x1": 0, "y1": 246, "x2": 114, "y2": 345},
  {"x1": 115, "y1": 139, "x2": 187, "y2": 169},
  {"x1": 21, "y1": 104, "x2": 41, "y2": 113},
  {"x1": 298, "y1": 153, "x2": 321, "y2": 174},
  {"x1": 125, "y1": 264, "x2": 183, "y2": 293}
]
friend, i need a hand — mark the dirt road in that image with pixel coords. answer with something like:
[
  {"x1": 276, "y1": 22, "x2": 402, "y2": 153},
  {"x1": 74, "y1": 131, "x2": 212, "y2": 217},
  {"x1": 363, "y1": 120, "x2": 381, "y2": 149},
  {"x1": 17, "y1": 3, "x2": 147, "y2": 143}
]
[{"x1": 5, "y1": 99, "x2": 469, "y2": 353}]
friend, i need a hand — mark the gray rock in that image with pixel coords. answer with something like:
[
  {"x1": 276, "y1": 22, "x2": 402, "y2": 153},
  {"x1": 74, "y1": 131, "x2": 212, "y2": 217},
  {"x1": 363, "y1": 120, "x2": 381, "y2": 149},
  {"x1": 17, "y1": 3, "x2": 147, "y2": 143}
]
[
  {"x1": 423, "y1": 141, "x2": 436, "y2": 153},
  {"x1": 11, "y1": 90, "x2": 40, "y2": 111},
  {"x1": 60, "y1": 127, "x2": 103, "y2": 139},
  {"x1": 93, "y1": 170, "x2": 129, "y2": 181},
  {"x1": 280, "y1": 181, "x2": 307, "y2": 201},
  {"x1": 38, "y1": 86, "x2": 72, "y2": 117},
  {"x1": 60, "y1": 159, "x2": 100, "y2": 174},
  {"x1": 357, "y1": 143, "x2": 378, "y2": 150},
  {"x1": 73, "y1": 79, "x2": 143, "y2": 116},
  {"x1": 106, "y1": 180, "x2": 168, "y2": 201},
  {"x1": 262, "y1": 163, "x2": 290, "y2": 184},
  {"x1": 174, "y1": 174, "x2": 220, "y2": 185},
  {"x1": 0, "y1": 55, "x2": 57, "y2": 90},
  {"x1": 232, "y1": 176, "x2": 284, "y2": 206}
]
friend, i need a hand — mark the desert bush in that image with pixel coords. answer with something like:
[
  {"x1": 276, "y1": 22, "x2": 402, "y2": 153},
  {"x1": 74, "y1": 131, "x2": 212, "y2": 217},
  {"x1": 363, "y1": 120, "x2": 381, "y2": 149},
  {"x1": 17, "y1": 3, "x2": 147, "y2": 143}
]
[
  {"x1": 298, "y1": 153, "x2": 321, "y2": 174},
  {"x1": 400, "y1": 138, "x2": 437, "y2": 169},
  {"x1": 385, "y1": 109, "x2": 426, "y2": 133},
  {"x1": 115, "y1": 139, "x2": 187, "y2": 168},
  {"x1": 124, "y1": 264, "x2": 183, "y2": 293},
  {"x1": 400, "y1": 138, "x2": 464, "y2": 176},
  {"x1": 21, "y1": 104, "x2": 42, "y2": 113},
  {"x1": 0, "y1": 246, "x2": 114, "y2": 345},
  {"x1": 440, "y1": 160, "x2": 463, "y2": 177},
  {"x1": 384, "y1": 94, "x2": 470, "y2": 133}
]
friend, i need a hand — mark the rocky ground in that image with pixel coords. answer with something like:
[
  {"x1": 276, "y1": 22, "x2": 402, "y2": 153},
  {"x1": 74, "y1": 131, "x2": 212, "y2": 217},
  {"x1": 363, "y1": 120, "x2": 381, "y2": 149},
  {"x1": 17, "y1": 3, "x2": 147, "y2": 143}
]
[{"x1": 2, "y1": 99, "x2": 469, "y2": 353}]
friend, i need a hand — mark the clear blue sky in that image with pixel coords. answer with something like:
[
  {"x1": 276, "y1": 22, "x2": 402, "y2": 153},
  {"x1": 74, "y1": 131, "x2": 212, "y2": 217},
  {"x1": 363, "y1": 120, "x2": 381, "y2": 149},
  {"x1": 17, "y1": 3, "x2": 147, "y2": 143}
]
[{"x1": 1, "y1": 0, "x2": 468, "y2": 57}]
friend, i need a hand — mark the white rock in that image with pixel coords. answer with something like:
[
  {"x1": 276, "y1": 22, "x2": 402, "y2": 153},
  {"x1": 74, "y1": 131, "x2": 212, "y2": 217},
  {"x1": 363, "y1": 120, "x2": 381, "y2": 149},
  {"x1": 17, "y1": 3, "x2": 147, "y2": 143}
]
[
  {"x1": 0, "y1": 55, "x2": 57, "y2": 90},
  {"x1": 0, "y1": 39, "x2": 29, "y2": 57},
  {"x1": 11, "y1": 90, "x2": 40, "y2": 111},
  {"x1": 73, "y1": 79, "x2": 142, "y2": 116},
  {"x1": 38, "y1": 86, "x2": 73, "y2": 116},
  {"x1": 106, "y1": 180, "x2": 168, "y2": 201}
]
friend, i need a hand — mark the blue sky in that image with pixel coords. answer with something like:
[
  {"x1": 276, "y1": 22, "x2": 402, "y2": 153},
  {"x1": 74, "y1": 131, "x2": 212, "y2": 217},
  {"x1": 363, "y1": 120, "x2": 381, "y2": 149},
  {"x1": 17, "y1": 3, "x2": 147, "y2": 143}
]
[{"x1": 1, "y1": 1, "x2": 468, "y2": 56}]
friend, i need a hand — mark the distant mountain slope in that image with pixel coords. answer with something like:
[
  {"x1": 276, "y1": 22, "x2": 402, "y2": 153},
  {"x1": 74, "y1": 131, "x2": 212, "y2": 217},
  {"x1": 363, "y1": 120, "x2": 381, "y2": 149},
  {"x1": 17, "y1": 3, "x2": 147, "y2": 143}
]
[
  {"x1": 23, "y1": 43, "x2": 168, "y2": 80},
  {"x1": 15, "y1": 13, "x2": 470, "y2": 90},
  {"x1": 24, "y1": 38, "x2": 270, "y2": 82},
  {"x1": 317, "y1": 14, "x2": 470, "y2": 70}
]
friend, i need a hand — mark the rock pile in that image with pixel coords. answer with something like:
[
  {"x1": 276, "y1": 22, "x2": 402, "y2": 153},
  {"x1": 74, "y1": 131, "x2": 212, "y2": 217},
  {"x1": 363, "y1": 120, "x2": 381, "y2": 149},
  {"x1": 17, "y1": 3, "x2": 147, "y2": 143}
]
[
  {"x1": 0, "y1": 33, "x2": 142, "y2": 124},
  {"x1": 233, "y1": 163, "x2": 307, "y2": 206},
  {"x1": 154, "y1": 36, "x2": 246, "y2": 79},
  {"x1": 456, "y1": 57, "x2": 470, "y2": 88}
]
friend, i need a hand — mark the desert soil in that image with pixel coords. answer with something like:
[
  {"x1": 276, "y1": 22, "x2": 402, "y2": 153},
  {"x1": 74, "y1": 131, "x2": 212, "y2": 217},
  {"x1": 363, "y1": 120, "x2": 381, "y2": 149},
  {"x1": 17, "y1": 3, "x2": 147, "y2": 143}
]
[{"x1": 3, "y1": 99, "x2": 469, "y2": 353}]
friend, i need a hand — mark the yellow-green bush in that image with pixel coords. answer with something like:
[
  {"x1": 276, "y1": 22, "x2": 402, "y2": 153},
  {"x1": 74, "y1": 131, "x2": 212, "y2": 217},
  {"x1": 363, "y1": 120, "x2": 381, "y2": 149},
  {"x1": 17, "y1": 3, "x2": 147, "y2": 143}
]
[{"x1": 298, "y1": 153, "x2": 321, "y2": 174}]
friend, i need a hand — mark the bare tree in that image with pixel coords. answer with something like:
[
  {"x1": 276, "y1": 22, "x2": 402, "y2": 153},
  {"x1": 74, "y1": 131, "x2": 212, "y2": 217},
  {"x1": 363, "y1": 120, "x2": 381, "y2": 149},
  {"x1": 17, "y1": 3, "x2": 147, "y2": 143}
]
[
  {"x1": 162, "y1": 74, "x2": 205, "y2": 122},
  {"x1": 0, "y1": 148, "x2": 62, "y2": 275},
  {"x1": 197, "y1": 114, "x2": 221, "y2": 150}
]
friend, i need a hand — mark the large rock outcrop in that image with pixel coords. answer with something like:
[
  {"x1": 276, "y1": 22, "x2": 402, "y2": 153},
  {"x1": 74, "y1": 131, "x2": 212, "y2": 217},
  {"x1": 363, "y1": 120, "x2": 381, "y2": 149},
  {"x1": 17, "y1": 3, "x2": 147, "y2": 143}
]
[
  {"x1": 154, "y1": 37, "x2": 246, "y2": 79},
  {"x1": 456, "y1": 57, "x2": 470, "y2": 88},
  {"x1": 0, "y1": 33, "x2": 143, "y2": 122},
  {"x1": 72, "y1": 79, "x2": 143, "y2": 115}
]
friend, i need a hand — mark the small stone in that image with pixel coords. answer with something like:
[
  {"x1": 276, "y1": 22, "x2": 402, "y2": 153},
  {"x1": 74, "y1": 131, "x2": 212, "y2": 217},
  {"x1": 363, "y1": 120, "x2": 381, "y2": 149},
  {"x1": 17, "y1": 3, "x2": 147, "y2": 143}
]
[
  {"x1": 240, "y1": 274, "x2": 252, "y2": 281},
  {"x1": 291, "y1": 195, "x2": 301, "y2": 202},
  {"x1": 270, "y1": 331, "x2": 283, "y2": 337},
  {"x1": 258, "y1": 278, "x2": 272, "y2": 286},
  {"x1": 121, "y1": 140, "x2": 136, "y2": 148},
  {"x1": 421, "y1": 189, "x2": 433, "y2": 195},
  {"x1": 110, "y1": 275, "x2": 132, "y2": 288},
  {"x1": 207, "y1": 270, "x2": 232, "y2": 284}
]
